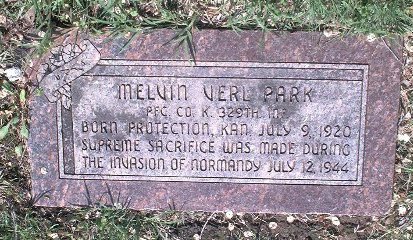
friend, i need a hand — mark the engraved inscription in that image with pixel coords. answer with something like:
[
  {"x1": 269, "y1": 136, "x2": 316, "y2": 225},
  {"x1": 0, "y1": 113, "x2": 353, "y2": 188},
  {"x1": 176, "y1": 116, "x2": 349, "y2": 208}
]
[{"x1": 58, "y1": 61, "x2": 367, "y2": 185}]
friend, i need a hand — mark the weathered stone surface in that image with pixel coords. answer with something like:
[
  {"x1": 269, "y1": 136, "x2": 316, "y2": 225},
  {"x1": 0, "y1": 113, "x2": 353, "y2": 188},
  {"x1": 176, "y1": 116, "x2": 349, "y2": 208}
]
[{"x1": 28, "y1": 30, "x2": 402, "y2": 215}]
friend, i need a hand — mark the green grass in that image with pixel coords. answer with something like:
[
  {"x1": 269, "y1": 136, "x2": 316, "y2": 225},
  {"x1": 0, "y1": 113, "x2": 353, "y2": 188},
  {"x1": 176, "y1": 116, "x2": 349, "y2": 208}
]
[
  {"x1": 0, "y1": 206, "x2": 184, "y2": 239},
  {"x1": 1, "y1": 0, "x2": 412, "y2": 66},
  {"x1": 27, "y1": 0, "x2": 413, "y2": 37},
  {"x1": 1, "y1": 0, "x2": 413, "y2": 239}
]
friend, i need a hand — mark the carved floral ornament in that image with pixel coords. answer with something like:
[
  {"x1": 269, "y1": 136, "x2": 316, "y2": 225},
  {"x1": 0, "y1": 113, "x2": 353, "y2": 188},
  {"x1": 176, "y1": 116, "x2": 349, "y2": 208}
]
[{"x1": 37, "y1": 40, "x2": 100, "y2": 110}]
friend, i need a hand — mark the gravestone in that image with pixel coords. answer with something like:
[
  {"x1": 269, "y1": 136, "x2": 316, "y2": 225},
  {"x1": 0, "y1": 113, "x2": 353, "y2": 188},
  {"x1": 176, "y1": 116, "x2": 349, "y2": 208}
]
[{"x1": 28, "y1": 30, "x2": 402, "y2": 215}]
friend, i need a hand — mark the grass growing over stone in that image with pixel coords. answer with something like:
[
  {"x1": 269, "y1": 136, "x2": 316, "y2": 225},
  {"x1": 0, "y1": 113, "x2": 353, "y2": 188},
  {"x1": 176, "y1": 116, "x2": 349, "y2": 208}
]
[{"x1": 1, "y1": 0, "x2": 413, "y2": 239}]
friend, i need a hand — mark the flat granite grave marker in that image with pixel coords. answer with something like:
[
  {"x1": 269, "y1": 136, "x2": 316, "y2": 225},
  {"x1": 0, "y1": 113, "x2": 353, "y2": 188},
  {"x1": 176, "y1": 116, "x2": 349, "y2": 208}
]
[{"x1": 28, "y1": 30, "x2": 402, "y2": 215}]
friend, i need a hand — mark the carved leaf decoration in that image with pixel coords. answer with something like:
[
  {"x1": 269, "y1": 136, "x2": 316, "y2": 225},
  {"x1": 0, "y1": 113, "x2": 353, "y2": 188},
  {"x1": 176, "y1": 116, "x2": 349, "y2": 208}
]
[{"x1": 38, "y1": 40, "x2": 100, "y2": 109}]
